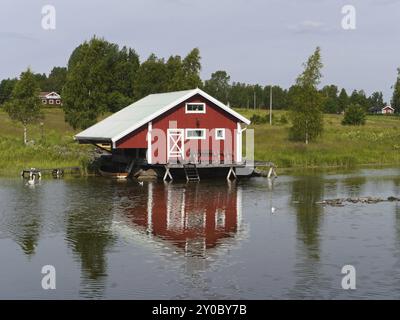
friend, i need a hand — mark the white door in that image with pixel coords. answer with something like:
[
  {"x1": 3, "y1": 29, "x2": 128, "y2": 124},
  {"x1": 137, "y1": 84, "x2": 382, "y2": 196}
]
[{"x1": 167, "y1": 129, "x2": 184, "y2": 161}]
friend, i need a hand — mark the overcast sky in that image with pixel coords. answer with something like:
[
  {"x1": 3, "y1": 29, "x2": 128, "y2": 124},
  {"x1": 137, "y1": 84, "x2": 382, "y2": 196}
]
[{"x1": 1, "y1": 0, "x2": 400, "y2": 101}]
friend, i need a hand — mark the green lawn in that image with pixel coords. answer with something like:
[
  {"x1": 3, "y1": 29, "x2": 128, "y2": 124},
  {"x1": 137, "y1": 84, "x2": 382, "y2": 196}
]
[
  {"x1": 237, "y1": 108, "x2": 400, "y2": 169},
  {"x1": 0, "y1": 108, "x2": 91, "y2": 176}
]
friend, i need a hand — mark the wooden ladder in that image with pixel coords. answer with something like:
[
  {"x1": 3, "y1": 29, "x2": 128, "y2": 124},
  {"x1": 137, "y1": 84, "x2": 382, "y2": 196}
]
[{"x1": 183, "y1": 163, "x2": 200, "y2": 182}]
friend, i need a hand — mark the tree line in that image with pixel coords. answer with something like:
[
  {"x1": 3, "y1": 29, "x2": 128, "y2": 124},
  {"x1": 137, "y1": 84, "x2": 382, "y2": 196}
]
[{"x1": 0, "y1": 36, "x2": 400, "y2": 141}]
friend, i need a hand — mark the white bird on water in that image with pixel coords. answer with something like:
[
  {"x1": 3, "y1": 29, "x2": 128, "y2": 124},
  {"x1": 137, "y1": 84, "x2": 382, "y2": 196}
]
[
  {"x1": 271, "y1": 207, "x2": 276, "y2": 214},
  {"x1": 27, "y1": 175, "x2": 36, "y2": 186}
]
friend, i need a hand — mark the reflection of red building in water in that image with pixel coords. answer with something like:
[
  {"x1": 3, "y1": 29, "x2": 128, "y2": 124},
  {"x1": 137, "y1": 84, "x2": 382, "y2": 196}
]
[{"x1": 114, "y1": 183, "x2": 243, "y2": 255}]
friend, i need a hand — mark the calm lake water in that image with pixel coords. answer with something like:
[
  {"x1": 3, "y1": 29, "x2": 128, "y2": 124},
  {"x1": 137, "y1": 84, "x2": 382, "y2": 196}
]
[{"x1": 1, "y1": 168, "x2": 400, "y2": 299}]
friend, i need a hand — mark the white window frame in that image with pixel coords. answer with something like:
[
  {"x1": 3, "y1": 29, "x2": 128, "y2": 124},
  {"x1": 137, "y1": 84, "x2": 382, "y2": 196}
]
[
  {"x1": 49, "y1": 99, "x2": 54, "y2": 104},
  {"x1": 42, "y1": 99, "x2": 47, "y2": 104},
  {"x1": 185, "y1": 102, "x2": 206, "y2": 114},
  {"x1": 215, "y1": 128, "x2": 225, "y2": 140},
  {"x1": 185, "y1": 128, "x2": 206, "y2": 140},
  {"x1": 56, "y1": 100, "x2": 61, "y2": 104}
]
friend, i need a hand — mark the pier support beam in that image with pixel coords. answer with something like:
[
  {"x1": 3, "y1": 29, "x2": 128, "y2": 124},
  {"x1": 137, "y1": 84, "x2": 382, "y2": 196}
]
[
  {"x1": 163, "y1": 166, "x2": 173, "y2": 181},
  {"x1": 267, "y1": 166, "x2": 277, "y2": 179},
  {"x1": 227, "y1": 166, "x2": 237, "y2": 181}
]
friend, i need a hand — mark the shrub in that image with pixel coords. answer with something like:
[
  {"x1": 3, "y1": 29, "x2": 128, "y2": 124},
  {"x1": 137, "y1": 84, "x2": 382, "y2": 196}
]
[
  {"x1": 249, "y1": 113, "x2": 278, "y2": 125},
  {"x1": 342, "y1": 104, "x2": 366, "y2": 126},
  {"x1": 279, "y1": 114, "x2": 288, "y2": 124},
  {"x1": 250, "y1": 113, "x2": 268, "y2": 124}
]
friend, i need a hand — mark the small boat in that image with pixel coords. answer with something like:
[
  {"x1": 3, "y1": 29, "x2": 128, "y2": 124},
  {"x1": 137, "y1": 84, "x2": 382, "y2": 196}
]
[{"x1": 99, "y1": 166, "x2": 129, "y2": 179}]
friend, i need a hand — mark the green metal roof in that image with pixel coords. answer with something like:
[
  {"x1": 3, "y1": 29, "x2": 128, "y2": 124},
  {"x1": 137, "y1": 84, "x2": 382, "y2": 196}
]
[{"x1": 75, "y1": 88, "x2": 250, "y2": 144}]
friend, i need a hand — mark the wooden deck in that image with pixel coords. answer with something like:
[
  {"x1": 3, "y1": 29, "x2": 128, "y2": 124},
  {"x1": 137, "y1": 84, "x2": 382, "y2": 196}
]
[
  {"x1": 150, "y1": 160, "x2": 274, "y2": 169},
  {"x1": 158, "y1": 162, "x2": 247, "y2": 169}
]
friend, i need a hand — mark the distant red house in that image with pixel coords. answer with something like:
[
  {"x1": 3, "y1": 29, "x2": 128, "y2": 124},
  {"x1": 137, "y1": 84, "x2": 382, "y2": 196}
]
[
  {"x1": 75, "y1": 89, "x2": 251, "y2": 169},
  {"x1": 382, "y1": 105, "x2": 395, "y2": 114},
  {"x1": 39, "y1": 91, "x2": 62, "y2": 106}
]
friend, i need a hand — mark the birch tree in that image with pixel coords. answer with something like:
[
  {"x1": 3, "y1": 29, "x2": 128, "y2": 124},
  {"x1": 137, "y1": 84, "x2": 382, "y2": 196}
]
[{"x1": 4, "y1": 68, "x2": 43, "y2": 145}]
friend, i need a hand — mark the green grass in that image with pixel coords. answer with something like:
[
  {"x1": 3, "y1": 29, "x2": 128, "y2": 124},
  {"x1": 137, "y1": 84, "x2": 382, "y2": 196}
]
[
  {"x1": 0, "y1": 108, "x2": 92, "y2": 176},
  {"x1": 237, "y1": 108, "x2": 400, "y2": 169}
]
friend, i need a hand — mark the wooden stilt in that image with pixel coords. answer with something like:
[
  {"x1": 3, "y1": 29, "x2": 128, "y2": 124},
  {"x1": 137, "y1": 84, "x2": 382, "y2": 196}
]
[
  {"x1": 126, "y1": 160, "x2": 135, "y2": 177},
  {"x1": 227, "y1": 166, "x2": 237, "y2": 181},
  {"x1": 267, "y1": 165, "x2": 277, "y2": 178},
  {"x1": 163, "y1": 166, "x2": 173, "y2": 181}
]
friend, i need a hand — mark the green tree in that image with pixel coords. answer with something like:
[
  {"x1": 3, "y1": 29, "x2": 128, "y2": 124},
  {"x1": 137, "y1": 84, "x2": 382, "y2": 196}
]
[
  {"x1": 182, "y1": 48, "x2": 202, "y2": 89},
  {"x1": 204, "y1": 70, "x2": 231, "y2": 104},
  {"x1": 0, "y1": 78, "x2": 18, "y2": 106},
  {"x1": 349, "y1": 90, "x2": 368, "y2": 110},
  {"x1": 288, "y1": 47, "x2": 324, "y2": 144},
  {"x1": 368, "y1": 91, "x2": 384, "y2": 109},
  {"x1": 34, "y1": 73, "x2": 48, "y2": 91},
  {"x1": 165, "y1": 55, "x2": 186, "y2": 91},
  {"x1": 391, "y1": 68, "x2": 400, "y2": 113},
  {"x1": 229, "y1": 82, "x2": 248, "y2": 107},
  {"x1": 46, "y1": 67, "x2": 68, "y2": 93},
  {"x1": 134, "y1": 48, "x2": 202, "y2": 99},
  {"x1": 337, "y1": 88, "x2": 348, "y2": 113},
  {"x1": 63, "y1": 37, "x2": 139, "y2": 129},
  {"x1": 342, "y1": 104, "x2": 366, "y2": 126},
  {"x1": 321, "y1": 85, "x2": 338, "y2": 114},
  {"x1": 252, "y1": 84, "x2": 263, "y2": 109},
  {"x1": 111, "y1": 46, "x2": 139, "y2": 100},
  {"x1": 134, "y1": 53, "x2": 168, "y2": 100},
  {"x1": 263, "y1": 85, "x2": 287, "y2": 110},
  {"x1": 3, "y1": 68, "x2": 43, "y2": 144}
]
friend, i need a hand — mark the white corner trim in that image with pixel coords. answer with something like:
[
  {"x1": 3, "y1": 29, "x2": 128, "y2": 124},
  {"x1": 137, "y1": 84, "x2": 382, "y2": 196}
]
[
  {"x1": 147, "y1": 121, "x2": 152, "y2": 164},
  {"x1": 236, "y1": 122, "x2": 242, "y2": 163}
]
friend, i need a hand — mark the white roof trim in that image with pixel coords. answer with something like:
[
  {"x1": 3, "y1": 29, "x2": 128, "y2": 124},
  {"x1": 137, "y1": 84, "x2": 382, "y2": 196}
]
[
  {"x1": 110, "y1": 88, "x2": 250, "y2": 143},
  {"x1": 44, "y1": 91, "x2": 61, "y2": 98}
]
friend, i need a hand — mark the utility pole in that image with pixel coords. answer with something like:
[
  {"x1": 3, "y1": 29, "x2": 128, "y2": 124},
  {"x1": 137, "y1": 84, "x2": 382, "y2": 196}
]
[
  {"x1": 253, "y1": 90, "x2": 256, "y2": 109},
  {"x1": 269, "y1": 85, "x2": 273, "y2": 125}
]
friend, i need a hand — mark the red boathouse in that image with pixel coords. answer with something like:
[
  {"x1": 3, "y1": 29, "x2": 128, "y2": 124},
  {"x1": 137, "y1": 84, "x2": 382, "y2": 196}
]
[{"x1": 75, "y1": 88, "x2": 251, "y2": 180}]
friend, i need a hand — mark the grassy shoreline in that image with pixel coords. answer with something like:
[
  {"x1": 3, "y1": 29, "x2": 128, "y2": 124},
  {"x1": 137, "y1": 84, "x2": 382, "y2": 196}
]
[
  {"x1": 238, "y1": 108, "x2": 400, "y2": 170},
  {"x1": 0, "y1": 108, "x2": 399, "y2": 177},
  {"x1": 0, "y1": 108, "x2": 92, "y2": 176}
]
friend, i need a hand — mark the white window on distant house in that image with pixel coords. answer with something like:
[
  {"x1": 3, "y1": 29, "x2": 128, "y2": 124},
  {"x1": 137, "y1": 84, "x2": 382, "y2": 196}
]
[
  {"x1": 215, "y1": 128, "x2": 225, "y2": 140},
  {"x1": 56, "y1": 100, "x2": 61, "y2": 104},
  {"x1": 186, "y1": 129, "x2": 206, "y2": 140},
  {"x1": 185, "y1": 102, "x2": 206, "y2": 114},
  {"x1": 42, "y1": 99, "x2": 47, "y2": 104},
  {"x1": 49, "y1": 99, "x2": 54, "y2": 104}
]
